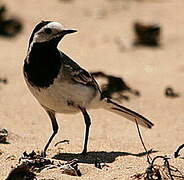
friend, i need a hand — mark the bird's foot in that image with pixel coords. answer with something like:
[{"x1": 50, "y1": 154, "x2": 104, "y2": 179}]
[{"x1": 81, "y1": 149, "x2": 87, "y2": 156}]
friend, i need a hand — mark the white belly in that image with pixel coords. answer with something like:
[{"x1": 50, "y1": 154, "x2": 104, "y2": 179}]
[{"x1": 26, "y1": 79, "x2": 101, "y2": 113}]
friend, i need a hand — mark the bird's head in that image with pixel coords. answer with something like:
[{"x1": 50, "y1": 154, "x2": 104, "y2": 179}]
[{"x1": 28, "y1": 21, "x2": 77, "y2": 48}]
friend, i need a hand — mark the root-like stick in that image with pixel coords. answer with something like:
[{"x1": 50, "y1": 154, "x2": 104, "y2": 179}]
[
  {"x1": 134, "y1": 118, "x2": 152, "y2": 164},
  {"x1": 174, "y1": 144, "x2": 184, "y2": 158},
  {"x1": 54, "y1": 139, "x2": 70, "y2": 147},
  {"x1": 131, "y1": 124, "x2": 184, "y2": 179}
]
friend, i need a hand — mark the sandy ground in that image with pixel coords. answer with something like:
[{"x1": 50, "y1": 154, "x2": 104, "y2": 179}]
[{"x1": 0, "y1": 0, "x2": 184, "y2": 179}]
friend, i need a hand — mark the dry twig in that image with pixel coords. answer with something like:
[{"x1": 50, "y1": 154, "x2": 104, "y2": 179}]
[
  {"x1": 132, "y1": 119, "x2": 184, "y2": 180},
  {"x1": 174, "y1": 144, "x2": 184, "y2": 158}
]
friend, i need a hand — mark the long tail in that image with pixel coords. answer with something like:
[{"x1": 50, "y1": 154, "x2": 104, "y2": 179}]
[{"x1": 102, "y1": 98, "x2": 154, "y2": 129}]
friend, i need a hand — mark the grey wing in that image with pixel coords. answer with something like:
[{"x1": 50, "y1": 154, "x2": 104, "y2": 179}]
[{"x1": 60, "y1": 52, "x2": 101, "y2": 92}]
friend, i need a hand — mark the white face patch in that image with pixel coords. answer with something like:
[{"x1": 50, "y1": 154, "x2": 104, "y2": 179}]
[
  {"x1": 26, "y1": 22, "x2": 66, "y2": 57},
  {"x1": 33, "y1": 22, "x2": 65, "y2": 44}
]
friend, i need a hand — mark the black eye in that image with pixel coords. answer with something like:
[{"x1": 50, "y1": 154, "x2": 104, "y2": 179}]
[{"x1": 44, "y1": 28, "x2": 52, "y2": 34}]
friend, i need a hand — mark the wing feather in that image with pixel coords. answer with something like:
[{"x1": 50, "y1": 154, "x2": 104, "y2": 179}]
[{"x1": 60, "y1": 51, "x2": 101, "y2": 91}]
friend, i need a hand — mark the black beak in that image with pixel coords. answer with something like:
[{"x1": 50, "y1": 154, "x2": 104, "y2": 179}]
[{"x1": 61, "y1": 29, "x2": 77, "y2": 35}]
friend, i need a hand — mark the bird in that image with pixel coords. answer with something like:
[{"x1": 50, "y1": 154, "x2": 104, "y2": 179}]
[{"x1": 23, "y1": 21, "x2": 154, "y2": 157}]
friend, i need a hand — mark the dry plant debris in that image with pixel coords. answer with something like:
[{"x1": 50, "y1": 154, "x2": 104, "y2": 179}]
[
  {"x1": 131, "y1": 156, "x2": 184, "y2": 180},
  {"x1": 54, "y1": 139, "x2": 70, "y2": 147},
  {"x1": 19, "y1": 151, "x2": 52, "y2": 172},
  {"x1": 94, "y1": 157, "x2": 110, "y2": 169},
  {"x1": 0, "y1": 78, "x2": 8, "y2": 84},
  {"x1": 0, "y1": 128, "x2": 8, "y2": 143},
  {"x1": 59, "y1": 159, "x2": 82, "y2": 176},
  {"x1": 131, "y1": 120, "x2": 184, "y2": 180},
  {"x1": 174, "y1": 144, "x2": 184, "y2": 159},
  {"x1": 42, "y1": 159, "x2": 81, "y2": 176},
  {"x1": 165, "y1": 87, "x2": 180, "y2": 98},
  {"x1": 91, "y1": 71, "x2": 140, "y2": 101},
  {"x1": 6, "y1": 151, "x2": 82, "y2": 179},
  {"x1": 133, "y1": 21, "x2": 161, "y2": 47},
  {"x1": 5, "y1": 164, "x2": 36, "y2": 180},
  {"x1": 0, "y1": 5, "x2": 23, "y2": 37}
]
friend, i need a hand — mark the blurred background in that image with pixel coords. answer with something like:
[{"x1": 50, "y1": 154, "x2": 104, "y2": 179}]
[{"x1": 1, "y1": 0, "x2": 184, "y2": 179}]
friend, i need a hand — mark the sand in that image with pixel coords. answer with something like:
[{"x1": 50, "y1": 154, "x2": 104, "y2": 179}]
[{"x1": 0, "y1": 0, "x2": 184, "y2": 179}]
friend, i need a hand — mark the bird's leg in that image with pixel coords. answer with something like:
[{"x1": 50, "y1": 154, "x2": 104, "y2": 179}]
[
  {"x1": 42, "y1": 109, "x2": 58, "y2": 157},
  {"x1": 79, "y1": 107, "x2": 91, "y2": 155}
]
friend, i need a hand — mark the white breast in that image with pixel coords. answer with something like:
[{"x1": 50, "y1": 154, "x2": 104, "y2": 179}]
[{"x1": 26, "y1": 77, "x2": 101, "y2": 114}]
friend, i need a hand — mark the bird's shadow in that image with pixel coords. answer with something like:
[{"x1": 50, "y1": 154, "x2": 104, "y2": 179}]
[{"x1": 53, "y1": 149, "x2": 157, "y2": 164}]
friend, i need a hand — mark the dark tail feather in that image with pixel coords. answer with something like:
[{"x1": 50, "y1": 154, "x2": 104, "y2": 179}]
[{"x1": 102, "y1": 98, "x2": 154, "y2": 129}]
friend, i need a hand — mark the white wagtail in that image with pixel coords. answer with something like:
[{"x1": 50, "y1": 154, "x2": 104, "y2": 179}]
[{"x1": 23, "y1": 21, "x2": 154, "y2": 156}]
